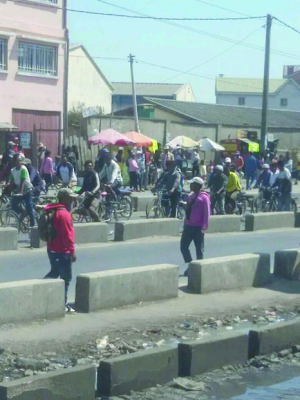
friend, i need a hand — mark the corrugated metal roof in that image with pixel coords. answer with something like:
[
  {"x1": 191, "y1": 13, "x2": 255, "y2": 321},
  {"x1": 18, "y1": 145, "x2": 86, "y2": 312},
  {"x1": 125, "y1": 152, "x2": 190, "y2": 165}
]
[
  {"x1": 144, "y1": 97, "x2": 300, "y2": 129},
  {"x1": 112, "y1": 82, "x2": 185, "y2": 96},
  {"x1": 216, "y1": 78, "x2": 287, "y2": 94}
]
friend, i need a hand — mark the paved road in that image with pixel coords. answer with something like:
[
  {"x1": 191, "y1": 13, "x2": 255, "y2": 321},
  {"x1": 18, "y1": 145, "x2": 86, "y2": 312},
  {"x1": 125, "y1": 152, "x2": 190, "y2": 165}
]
[{"x1": 1, "y1": 228, "x2": 299, "y2": 301}]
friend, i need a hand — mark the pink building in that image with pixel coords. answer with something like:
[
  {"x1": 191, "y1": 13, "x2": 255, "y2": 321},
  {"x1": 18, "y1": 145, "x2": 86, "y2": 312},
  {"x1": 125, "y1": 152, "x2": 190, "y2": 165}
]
[{"x1": 0, "y1": 0, "x2": 67, "y2": 158}]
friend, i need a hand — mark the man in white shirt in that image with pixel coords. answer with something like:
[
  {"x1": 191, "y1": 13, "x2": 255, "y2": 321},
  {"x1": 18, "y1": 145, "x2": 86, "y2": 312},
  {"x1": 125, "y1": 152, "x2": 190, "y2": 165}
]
[
  {"x1": 274, "y1": 160, "x2": 292, "y2": 211},
  {"x1": 269, "y1": 163, "x2": 279, "y2": 187},
  {"x1": 99, "y1": 154, "x2": 123, "y2": 190},
  {"x1": 56, "y1": 155, "x2": 77, "y2": 189}
]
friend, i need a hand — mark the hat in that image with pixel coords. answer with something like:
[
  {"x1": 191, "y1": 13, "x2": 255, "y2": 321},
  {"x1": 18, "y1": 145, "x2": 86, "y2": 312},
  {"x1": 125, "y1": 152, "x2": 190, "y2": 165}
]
[
  {"x1": 236, "y1": 151, "x2": 240, "y2": 155},
  {"x1": 164, "y1": 146, "x2": 170, "y2": 150},
  {"x1": 8, "y1": 141, "x2": 15, "y2": 146},
  {"x1": 14, "y1": 136, "x2": 19, "y2": 141},
  {"x1": 102, "y1": 148, "x2": 109, "y2": 153},
  {"x1": 215, "y1": 165, "x2": 224, "y2": 172},
  {"x1": 57, "y1": 188, "x2": 78, "y2": 200},
  {"x1": 225, "y1": 157, "x2": 231, "y2": 163},
  {"x1": 22, "y1": 158, "x2": 32, "y2": 165},
  {"x1": 262, "y1": 163, "x2": 270, "y2": 169},
  {"x1": 38, "y1": 142, "x2": 44, "y2": 148},
  {"x1": 188, "y1": 177, "x2": 204, "y2": 186}
]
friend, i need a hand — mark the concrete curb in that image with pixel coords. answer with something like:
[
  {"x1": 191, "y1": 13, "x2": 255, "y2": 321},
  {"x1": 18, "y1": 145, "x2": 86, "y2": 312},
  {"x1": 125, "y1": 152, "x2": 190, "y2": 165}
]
[
  {"x1": 178, "y1": 331, "x2": 248, "y2": 376},
  {"x1": 75, "y1": 264, "x2": 179, "y2": 312},
  {"x1": 98, "y1": 346, "x2": 178, "y2": 396},
  {"x1": 207, "y1": 215, "x2": 240, "y2": 233},
  {"x1": 188, "y1": 253, "x2": 271, "y2": 294},
  {"x1": 245, "y1": 212, "x2": 295, "y2": 231},
  {"x1": 31, "y1": 223, "x2": 108, "y2": 248},
  {"x1": 0, "y1": 279, "x2": 65, "y2": 325},
  {"x1": 0, "y1": 365, "x2": 96, "y2": 399},
  {"x1": 0, "y1": 227, "x2": 18, "y2": 251},
  {"x1": 114, "y1": 218, "x2": 181, "y2": 241},
  {"x1": 249, "y1": 318, "x2": 300, "y2": 358},
  {"x1": 274, "y1": 248, "x2": 300, "y2": 280}
]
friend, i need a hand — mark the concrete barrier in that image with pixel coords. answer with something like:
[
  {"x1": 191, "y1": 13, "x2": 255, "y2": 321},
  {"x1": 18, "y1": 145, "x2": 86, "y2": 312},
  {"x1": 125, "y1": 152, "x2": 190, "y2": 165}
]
[
  {"x1": 115, "y1": 218, "x2": 181, "y2": 241},
  {"x1": 274, "y1": 248, "x2": 300, "y2": 280},
  {"x1": 0, "y1": 279, "x2": 65, "y2": 324},
  {"x1": 245, "y1": 212, "x2": 294, "y2": 231},
  {"x1": 207, "y1": 215, "x2": 240, "y2": 234},
  {"x1": 294, "y1": 212, "x2": 300, "y2": 227},
  {"x1": 178, "y1": 332, "x2": 248, "y2": 376},
  {"x1": 188, "y1": 253, "x2": 271, "y2": 294},
  {"x1": 0, "y1": 227, "x2": 18, "y2": 251},
  {"x1": 131, "y1": 195, "x2": 153, "y2": 212},
  {"x1": 0, "y1": 365, "x2": 95, "y2": 399},
  {"x1": 31, "y1": 222, "x2": 108, "y2": 248},
  {"x1": 75, "y1": 264, "x2": 179, "y2": 312},
  {"x1": 249, "y1": 319, "x2": 300, "y2": 358},
  {"x1": 98, "y1": 346, "x2": 177, "y2": 396}
]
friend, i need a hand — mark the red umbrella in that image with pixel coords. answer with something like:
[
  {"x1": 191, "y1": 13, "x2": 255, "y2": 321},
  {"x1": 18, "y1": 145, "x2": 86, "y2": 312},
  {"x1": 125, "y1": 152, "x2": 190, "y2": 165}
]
[
  {"x1": 123, "y1": 131, "x2": 153, "y2": 147},
  {"x1": 88, "y1": 129, "x2": 136, "y2": 147}
]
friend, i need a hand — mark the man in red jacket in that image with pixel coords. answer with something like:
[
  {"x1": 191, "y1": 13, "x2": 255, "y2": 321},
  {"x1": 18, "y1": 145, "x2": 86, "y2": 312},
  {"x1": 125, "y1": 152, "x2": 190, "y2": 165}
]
[{"x1": 44, "y1": 188, "x2": 77, "y2": 312}]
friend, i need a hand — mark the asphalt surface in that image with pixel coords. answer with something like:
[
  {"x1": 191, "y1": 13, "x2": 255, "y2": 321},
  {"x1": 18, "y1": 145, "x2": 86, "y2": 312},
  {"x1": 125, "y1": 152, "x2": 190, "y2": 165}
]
[{"x1": 0, "y1": 228, "x2": 299, "y2": 301}]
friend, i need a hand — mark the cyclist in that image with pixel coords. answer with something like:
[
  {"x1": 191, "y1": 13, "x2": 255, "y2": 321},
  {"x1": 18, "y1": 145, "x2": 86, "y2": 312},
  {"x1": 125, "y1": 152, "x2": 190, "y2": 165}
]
[
  {"x1": 154, "y1": 160, "x2": 182, "y2": 218},
  {"x1": 272, "y1": 160, "x2": 292, "y2": 211},
  {"x1": 226, "y1": 164, "x2": 241, "y2": 212},
  {"x1": 8, "y1": 153, "x2": 36, "y2": 227},
  {"x1": 77, "y1": 160, "x2": 100, "y2": 222},
  {"x1": 208, "y1": 165, "x2": 227, "y2": 215},
  {"x1": 56, "y1": 154, "x2": 77, "y2": 190},
  {"x1": 23, "y1": 158, "x2": 44, "y2": 196},
  {"x1": 99, "y1": 154, "x2": 123, "y2": 199}
]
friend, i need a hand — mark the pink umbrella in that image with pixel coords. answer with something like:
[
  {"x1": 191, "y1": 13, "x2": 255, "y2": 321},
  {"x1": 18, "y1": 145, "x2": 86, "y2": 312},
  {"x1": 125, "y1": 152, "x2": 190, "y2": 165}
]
[{"x1": 88, "y1": 129, "x2": 136, "y2": 147}]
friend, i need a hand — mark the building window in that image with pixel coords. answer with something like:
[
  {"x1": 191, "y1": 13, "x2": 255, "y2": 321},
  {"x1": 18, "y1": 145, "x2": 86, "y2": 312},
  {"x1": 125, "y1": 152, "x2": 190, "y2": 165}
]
[
  {"x1": 280, "y1": 98, "x2": 288, "y2": 107},
  {"x1": 18, "y1": 42, "x2": 58, "y2": 76},
  {"x1": 238, "y1": 97, "x2": 245, "y2": 106},
  {"x1": 0, "y1": 38, "x2": 8, "y2": 70}
]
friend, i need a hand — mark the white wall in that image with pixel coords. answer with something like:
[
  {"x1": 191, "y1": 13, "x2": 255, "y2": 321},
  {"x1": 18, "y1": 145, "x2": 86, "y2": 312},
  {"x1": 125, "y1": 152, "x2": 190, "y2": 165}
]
[
  {"x1": 175, "y1": 84, "x2": 196, "y2": 102},
  {"x1": 68, "y1": 47, "x2": 112, "y2": 114},
  {"x1": 216, "y1": 81, "x2": 300, "y2": 111}
]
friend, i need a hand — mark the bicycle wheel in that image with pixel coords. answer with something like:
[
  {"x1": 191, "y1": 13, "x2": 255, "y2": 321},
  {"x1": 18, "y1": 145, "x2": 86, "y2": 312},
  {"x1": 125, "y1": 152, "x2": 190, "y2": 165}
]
[
  {"x1": 0, "y1": 210, "x2": 20, "y2": 232},
  {"x1": 118, "y1": 197, "x2": 132, "y2": 220},
  {"x1": 146, "y1": 197, "x2": 157, "y2": 218},
  {"x1": 177, "y1": 203, "x2": 186, "y2": 220},
  {"x1": 147, "y1": 205, "x2": 164, "y2": 219},
  {"x1": 98, "y1": 202, "x2": 117, "y2": 223},
  {"x1": 71, "y1": 208, "x2": 91, "y2": 223}
]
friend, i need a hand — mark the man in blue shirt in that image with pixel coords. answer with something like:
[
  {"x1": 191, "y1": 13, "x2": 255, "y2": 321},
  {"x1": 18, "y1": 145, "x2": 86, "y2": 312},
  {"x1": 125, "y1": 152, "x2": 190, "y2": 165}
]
[
  {"x1": 256, "y1": 164, "x2": 271, "y2": 188},
  {"x1": 244, "y1": 152, "x2": 257, "y2": 190}
]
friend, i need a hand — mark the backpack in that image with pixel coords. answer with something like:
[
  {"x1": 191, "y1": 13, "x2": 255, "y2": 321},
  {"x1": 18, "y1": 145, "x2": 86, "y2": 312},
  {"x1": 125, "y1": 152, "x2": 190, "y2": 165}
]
[{"x1": 38, "y1": 207, "x2": 65, "y2": 242}]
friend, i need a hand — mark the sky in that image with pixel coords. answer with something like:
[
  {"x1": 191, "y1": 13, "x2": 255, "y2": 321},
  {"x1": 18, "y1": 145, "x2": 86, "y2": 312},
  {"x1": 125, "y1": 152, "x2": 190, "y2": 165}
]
[{"x1": 68, "y1": 0, "x2": 300, "y2": 103}]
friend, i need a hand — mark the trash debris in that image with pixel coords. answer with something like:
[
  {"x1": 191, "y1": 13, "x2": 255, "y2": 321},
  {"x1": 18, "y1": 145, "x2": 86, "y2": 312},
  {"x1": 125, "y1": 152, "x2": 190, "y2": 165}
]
[
  {"x1": 142, "y1": 343, "x2": 153, "y2": 348},
  {"x1": 265, "y1": 310, "x2": 276, "y2": 316},
  {"x1": 226, "y1": 326, "x2": 233, "y2": 330},
  {"x1": 172, "y1": 377, "x2": 206, "y2": 391},
  {"x1": 155, "y1": 339, "x2": 166, "y2": 347},
  {"x1": 96, "y1": 336, "x2": 109, "y2": 349},
  {"x1": 180, "y1": 322, "x2": 191, "y2": 329}
]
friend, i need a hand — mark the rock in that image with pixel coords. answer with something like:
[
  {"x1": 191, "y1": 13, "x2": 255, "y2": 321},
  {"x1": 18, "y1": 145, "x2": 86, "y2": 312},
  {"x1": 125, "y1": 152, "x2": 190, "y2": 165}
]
[
  {"x1": 16, "y1": 358, "x2": 50, "y2": 371},
  {"x1": 257, "y1": 316, "x2": 266, "y2": 323},
  {"x1": 0, "y1": 348, "x2": 5, "y2": 355},
  {"x1": 266, "y1": 316, "x2": 276, "y2": 323},
  {"x1": 172, "y1": 377, "x2": 206, "y2": 391},
  {"x1": 232, "y1": 317, "x2": 241, "y2": 324},
  {"x1": 294, "y1": 352, "x2": 300, "y2": 359},
  {"x1": 43, "y1": 352, "x2": 57, "y2": 357},
  {"x1": 76, "y1": 358, "x2": 95, "y2": 366},
  {"x1": 292, "y1": 345, "x2": 300, "y2": 354},
  {"x1": 278, "y1": 349, "x2": 292, "y2": 358},
  {"x1": 24, "y1": 369, "x2": 34, "y2": 377}
]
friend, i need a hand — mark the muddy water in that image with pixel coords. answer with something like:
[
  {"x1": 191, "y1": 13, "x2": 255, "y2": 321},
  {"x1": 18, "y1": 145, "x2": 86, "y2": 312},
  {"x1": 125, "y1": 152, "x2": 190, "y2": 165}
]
[{"x1": 209, "y1": 366, "x2": 300, "y2": 399}]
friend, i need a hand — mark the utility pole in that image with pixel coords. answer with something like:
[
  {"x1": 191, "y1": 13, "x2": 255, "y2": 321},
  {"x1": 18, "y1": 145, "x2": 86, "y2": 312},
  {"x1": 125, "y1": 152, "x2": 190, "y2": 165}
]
[
  {"x1": 63, "y1": 0, "x2": 69, "y2": 144},
  {"x1": 261, "y1": 14, "x2": 272, "y2": 155},
  {"x1": 129, "y1": 54, "x2": 140, "y2": 133}
]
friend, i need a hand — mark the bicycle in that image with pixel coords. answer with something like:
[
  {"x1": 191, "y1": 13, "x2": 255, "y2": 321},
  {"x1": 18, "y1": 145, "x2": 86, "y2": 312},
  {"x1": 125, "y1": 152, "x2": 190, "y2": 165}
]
[
  {"x1": 98, "y1": 186, "x2": 132, "y2": 222},
  {"x1": 146, "y1": 189, "x2": 187, "y2": 219}
]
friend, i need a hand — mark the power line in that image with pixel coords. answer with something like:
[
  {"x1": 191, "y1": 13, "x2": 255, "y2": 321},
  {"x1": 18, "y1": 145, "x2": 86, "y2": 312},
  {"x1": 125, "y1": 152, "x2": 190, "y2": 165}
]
[
  {"x1": 193, "y1": 0, "x2": 250, "y2": 17},
  {"x1": 273, "y1": 17, "x2": 300, "y2": 35},
  {"x1": 9, "y1": 0, "x2": 265, "y2": 20},
  {"x1": 95, "y1": 1, "x2": 300, "y2": 61}
]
